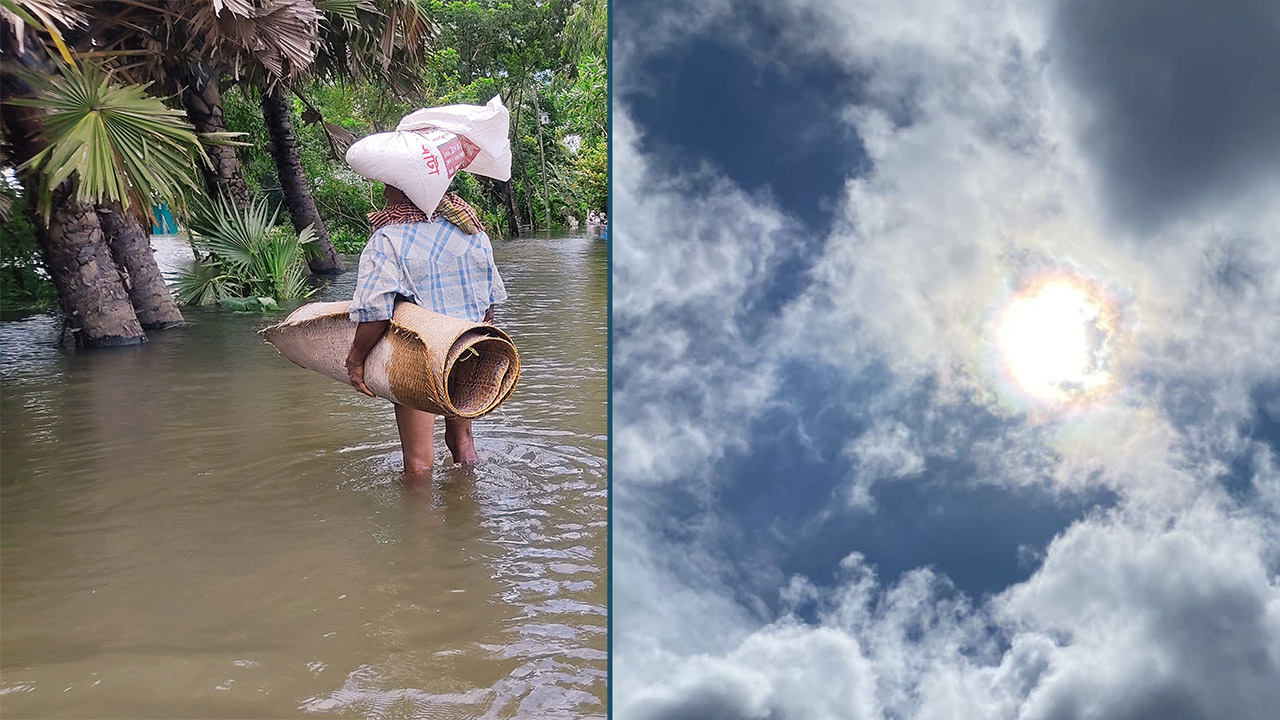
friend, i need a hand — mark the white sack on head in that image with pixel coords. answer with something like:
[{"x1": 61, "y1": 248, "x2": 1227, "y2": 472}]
[
  {"x1": 345, "y1": 96, "x2": 511, "y2": 216},
  {"x1": 396, "y1": 96, "x2": 512, "y2": 181}
]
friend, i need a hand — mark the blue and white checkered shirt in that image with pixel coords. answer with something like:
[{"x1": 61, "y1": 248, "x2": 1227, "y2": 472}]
[{"x1": 349, "y1": 219, "x2": 507, "y2": 323}]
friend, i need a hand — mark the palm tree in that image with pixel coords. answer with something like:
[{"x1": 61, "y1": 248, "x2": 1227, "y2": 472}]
[
  {"x1": 181, "y1": 58, "x2": 253, "y2": 207},
  {"x1": 72, "y1": 0, "x2": 343, "y2": 272},
  {"x1": 1, "y1": 70, "x2": 147, "y2": 346},
  {"x1": 22, "y1": 61, "x2": 203, "y2": 330},
  {"x1": 1, "y1": 27, "x2": 210, "y2": 344},
  {"x1": 45, "y1": 2, "x2": 255, "y2": 207},
  {"x1": 256, "y1": 0, "x2": 435, "y2": 272},
  {"x1": 259, "y1": 83, "x2": 341, "y2": 272},
  {"x1": 179, "y1": 0, "x2": 348, "y2": 273}
]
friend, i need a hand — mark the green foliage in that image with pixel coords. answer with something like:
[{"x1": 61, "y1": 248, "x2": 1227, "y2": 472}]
[
  {"x1": 330, "y1": 226, "x2": 369, "y2": 254},
  {"x1": 12, "y1": 61, "x2": 209, "y2": 219},
  {"x1": 570, "y1": 137, "x2": 607, "y2": 218},
  {"x1": 295, "y1": 116, "x2": 373, "y2": 239},
  {"x1": 224, "y1": 85, "x2": 376, "y2": 247},
  {"x1": 560, "y1": 53, "x2": 606, "y2": 142},
  {"x1": 215, "y1": 0, "x2": 606, "y2": 237},
  {"x1": 224, "y1": 84, "x2": 371, "y2": 248},
  {"x1": 173, "y1": 259, "x2": 236, "y2": 307},
  {"x1": 0, "y1": 190, "x2": 58, "y2": 311},
  {"x1": 475, "y1": 205, "x2": 507, "y2": 239},
  {"x1": 221, "y1": 87, "x2": 278, "y2": 200},
  {"x1": 174, "y1": 196, "x2": 317, "y2": 307},
  {"x1": 563, "y1": 0, "x2": 607, "y2": 60}
]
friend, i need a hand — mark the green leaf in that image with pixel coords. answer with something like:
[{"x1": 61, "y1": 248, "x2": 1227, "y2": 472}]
[
  {"x1": 173, "y1": 260, "x2": 239, "y2": 306},
  {"x1": 13, "y1": 61, "x2": 205, "y2": 219},
  {"x1": 184, "y1": 195, "x2": 319, "y2": 307}
]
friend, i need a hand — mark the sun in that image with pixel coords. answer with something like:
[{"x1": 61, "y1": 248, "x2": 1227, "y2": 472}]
[{"x1": 995, "y1": 279, "x2": 1115, "y2": 404}]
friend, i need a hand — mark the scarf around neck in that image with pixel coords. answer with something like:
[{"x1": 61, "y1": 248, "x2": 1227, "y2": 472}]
[{"x1": 367, "y1": 193, "x2": 484, "y2": 235}]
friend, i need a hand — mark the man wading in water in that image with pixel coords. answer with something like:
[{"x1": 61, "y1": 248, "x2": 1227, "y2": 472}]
[{"x1": 344, "y1": 185, "x2": 507, "y2": 474}]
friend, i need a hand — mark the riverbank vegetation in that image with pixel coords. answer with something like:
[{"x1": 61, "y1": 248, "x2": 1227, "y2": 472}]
[
  {"x1": 175, "y1": 196, "x2": 317, "y2": 308},
  {"x1": 0, "y1": 0, "x2": 607, "y2": 346}
]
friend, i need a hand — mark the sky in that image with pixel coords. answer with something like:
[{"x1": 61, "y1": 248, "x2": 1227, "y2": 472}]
[{"x1": 612, "y1": 1, "x2": 1280, "y2": 719}]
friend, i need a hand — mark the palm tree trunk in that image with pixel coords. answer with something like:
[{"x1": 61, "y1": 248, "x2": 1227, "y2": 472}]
[
  {"x1": 38, "y1": 193, "x2": 147, "y2": 347},
  {"x1": 509, "y1": 80, "x2": 536, "y2": 232},
  {"x1": 96, "y1": 201, "x2": 185, "y2": 330},
  {"x1": 182, "y1": 61, "x2": 250, "y2": 206},
  {"x1": 499, "y1": 179, "x2": 521, "y2": 236},
  {"x1": 1, "y1": 48, "x2": 145, "y2": 348},
  {"x1": 524, "y1": 177, "x2": 538, "y2": 231},
  {"x1": 532, "y1": 93, "x2": 552, "y2": 226},
  {"x1": 260, "y1": 85, "x2": 341, "y2": 274}
]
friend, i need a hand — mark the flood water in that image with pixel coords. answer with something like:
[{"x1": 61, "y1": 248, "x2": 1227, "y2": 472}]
[{"x1": 0, "y1": 232, "x2": 607, "y2": 718}]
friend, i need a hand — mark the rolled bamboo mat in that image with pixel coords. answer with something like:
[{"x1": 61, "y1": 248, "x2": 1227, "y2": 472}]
[{"x1": 261, "y1": 300, "x2": 520, "y2": 418}]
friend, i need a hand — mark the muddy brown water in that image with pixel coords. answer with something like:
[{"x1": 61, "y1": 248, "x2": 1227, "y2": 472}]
[{"x1": 0, "y1": 232, "x2": 607, "y2": 718}]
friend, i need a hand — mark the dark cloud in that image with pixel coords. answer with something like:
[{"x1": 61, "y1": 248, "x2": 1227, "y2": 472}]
[
  {"x1": 1248, "y1": 381, "x2": 1280, "y2": 455},
  {"x1": 619, "y1": 1, "x2": 866, "y2": 232},
  {"x1": 676, "y1": 362, "x2": 1113, "y2": 607},
  {"x1": 635, "y1": 692, "x2": 773, "y2": 720},
  {"x1": 1049, "y1": 0, "x2": 1280, "y2": 233}
]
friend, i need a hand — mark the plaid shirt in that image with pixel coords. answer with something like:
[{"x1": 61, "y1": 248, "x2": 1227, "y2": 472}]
[{"x1": 349, "y1": 218, "x2": 507, "y2": 323}]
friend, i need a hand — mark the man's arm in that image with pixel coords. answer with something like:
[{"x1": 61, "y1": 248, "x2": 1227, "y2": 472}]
[
  {"x1": 484, "y1": 304, "x2": 495, "y2": 324},
  {"x1": 345, "y1": 320, "x2": 390, "y2": 397}
]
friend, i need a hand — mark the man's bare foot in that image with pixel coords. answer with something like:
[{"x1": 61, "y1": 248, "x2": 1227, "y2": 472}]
[
  {"x1": 444, "y1": 418, "x2": 478, "y2": 465},
  {"x1": 451, "y1": 440, "x2": 478, "y2": 465}
]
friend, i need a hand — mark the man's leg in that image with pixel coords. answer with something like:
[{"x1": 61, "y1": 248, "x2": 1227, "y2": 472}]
[
  {"x1": 395, "y1": 404, "x2": 436, "y2": 476},
  {"x1": 444, "y1": 417, "x2": 478, "y2": 465}
]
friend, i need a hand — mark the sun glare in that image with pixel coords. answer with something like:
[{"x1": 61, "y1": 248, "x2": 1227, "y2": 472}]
[{"x1": 995, "y1": 279, "x2": 1114, "y2": 404}]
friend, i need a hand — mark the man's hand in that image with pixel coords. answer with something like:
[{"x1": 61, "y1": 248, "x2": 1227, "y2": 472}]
[
  {"x1": 484, "y1": 305, "x2": 495, "y2": 324},
  {"x1": 346, "y1": 359, "x2": 375, "y2": 397},
  {"x1": 346, "y1": 319, "x2": 390, "y2": 397}
]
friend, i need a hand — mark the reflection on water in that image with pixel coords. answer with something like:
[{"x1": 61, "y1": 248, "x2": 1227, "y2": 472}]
[{"x1": 0, "y1": 234, "x2": 607, "y2": 718}]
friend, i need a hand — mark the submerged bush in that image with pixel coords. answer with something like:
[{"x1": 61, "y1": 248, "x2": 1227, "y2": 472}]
[
  {"x1": 174, "y1": 196, "x2": 317, "y2": 308},
  {"x1": 0, "y1": 191, "x2": 58, "y2": 312},
  {"x1": 330, "y1": 227, "x2": 368, "y2": 254}
]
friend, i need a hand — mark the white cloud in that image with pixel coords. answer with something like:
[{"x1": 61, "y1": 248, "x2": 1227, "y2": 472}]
[
  {"x1": 1000, "y1": 503, "x2": 1280, "y2": 720},
  {"x1": 611, "y1": 107, "x2": 789, "y2": 488},
  {"x1": 611, "y1": 91, "x2": 801, "y2": 718},
  {"x1": 758, "y1": 0, "x2": 1280, "y2": 503},
  {"x1": 626, "y1": 623, "x2": 881, "y2": 720},
  {"x1": 620, "y1": 507, "x2": 1280, "y2": 720},
  {"x1": 844, "y1": 420, "x2": 926, "y2": 507}
]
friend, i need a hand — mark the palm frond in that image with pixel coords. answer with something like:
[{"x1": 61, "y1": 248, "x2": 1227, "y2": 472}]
[
  {"x1": 0, "y1": 0, "x2": 86, "y2": 65},
  {"x1": 173, "y1": 259, "x2": 239, "y2": 306},
  {"x1": 181, "y1": 195, "x2": 316, "y2": 305},
  {"x1": 181, "y1": 0, "x2": 321, "y2": 82},
  {"x1": 315, "y1": 0, "x2": 377, "y2": 29},
  {"x1": 11, "y1": 60, "x2": 207, "y2": 219},
  {"x1": 188, "y1": 193, "x2": 279, "y2": 271},
  {"x1": 198, "y1": 130, "x2": 252, "y2": 147},
  {"x1": 312, "y1": 0, "x2": 432, "y2": 89}
]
